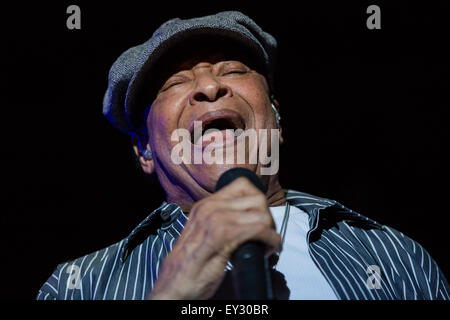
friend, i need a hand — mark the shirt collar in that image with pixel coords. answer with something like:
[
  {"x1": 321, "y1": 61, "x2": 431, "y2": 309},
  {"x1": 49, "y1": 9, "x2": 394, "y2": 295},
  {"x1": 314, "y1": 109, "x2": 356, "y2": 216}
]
[
  {"x1": 285, "y1": 189, "x2": 384, "y2": 231},
  {"x1": 120, "y1": 189, "x2": 383, "y2": 263},
  {"x1": 120, "y1": 201, "x2": 185, "y2": 263}
]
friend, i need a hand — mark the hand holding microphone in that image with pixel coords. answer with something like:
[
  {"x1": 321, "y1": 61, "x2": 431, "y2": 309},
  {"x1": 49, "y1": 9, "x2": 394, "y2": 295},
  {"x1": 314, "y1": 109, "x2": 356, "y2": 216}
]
[
  {"x1": 215, "y1": 168, "x2": 274, "y2": 299},
  {"x1": 147, "y1": 168, "x2": 280, "y2": 300}
]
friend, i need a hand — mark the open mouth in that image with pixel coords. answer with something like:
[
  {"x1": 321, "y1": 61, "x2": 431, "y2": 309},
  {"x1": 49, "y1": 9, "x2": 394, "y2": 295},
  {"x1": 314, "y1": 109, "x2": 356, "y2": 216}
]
[{"x1": 189, "y1": 110, "x2": 246, "y2": 145}]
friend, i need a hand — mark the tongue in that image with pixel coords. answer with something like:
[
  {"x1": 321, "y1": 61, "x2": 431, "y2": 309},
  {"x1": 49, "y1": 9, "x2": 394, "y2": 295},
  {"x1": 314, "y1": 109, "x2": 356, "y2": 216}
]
[{"x1": 196, "y1": 129, "x2": 236, "y2": 147}]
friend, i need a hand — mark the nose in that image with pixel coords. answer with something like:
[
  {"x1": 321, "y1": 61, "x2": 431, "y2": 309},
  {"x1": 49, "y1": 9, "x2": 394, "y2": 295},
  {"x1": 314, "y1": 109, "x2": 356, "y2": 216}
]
[{"x1": 188, "y1": 70, "x2": 232, "y2": 105}]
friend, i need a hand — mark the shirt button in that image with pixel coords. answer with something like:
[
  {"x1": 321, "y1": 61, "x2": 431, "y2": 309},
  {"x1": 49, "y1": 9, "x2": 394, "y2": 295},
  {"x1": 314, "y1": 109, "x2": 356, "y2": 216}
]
[{"x1": 160, "y1": 208, "x2": 171, "y2": 221}]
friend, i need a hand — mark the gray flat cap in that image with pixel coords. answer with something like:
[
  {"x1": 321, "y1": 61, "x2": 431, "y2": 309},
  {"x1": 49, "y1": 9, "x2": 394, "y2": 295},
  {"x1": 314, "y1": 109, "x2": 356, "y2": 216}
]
[{"x1": 102, "y1": 11, "x2": 278, "y2": 135}]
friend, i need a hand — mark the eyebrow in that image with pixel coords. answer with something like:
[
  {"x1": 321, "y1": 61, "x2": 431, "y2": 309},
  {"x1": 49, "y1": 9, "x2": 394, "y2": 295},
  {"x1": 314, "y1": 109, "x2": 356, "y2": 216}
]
[
  {"x1": 166, "y1": 60, "x2": 249, "y2": 82},
  {"x1": 192, "y1": 64, "x2": 213, "y2": 70}
]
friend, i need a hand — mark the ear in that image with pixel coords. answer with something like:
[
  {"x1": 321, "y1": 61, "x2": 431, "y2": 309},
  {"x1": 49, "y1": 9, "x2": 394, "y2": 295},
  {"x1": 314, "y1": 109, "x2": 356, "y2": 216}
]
[
  {"x1": 131, "y1": 135, "x2": 155, "y2": 175},
  {"x1": 271, "y1": 97, "x2": 284, "y2": 145}
]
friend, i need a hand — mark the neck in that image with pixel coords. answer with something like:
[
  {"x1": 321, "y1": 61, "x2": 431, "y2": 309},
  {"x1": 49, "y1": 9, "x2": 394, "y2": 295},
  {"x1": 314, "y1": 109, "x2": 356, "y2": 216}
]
[
  {"x1": 266, "y1": 186, "x2": 287, "y2": 207},
  {"x1": 173, "y1": 175, "x2": 286, "y2": 215}
]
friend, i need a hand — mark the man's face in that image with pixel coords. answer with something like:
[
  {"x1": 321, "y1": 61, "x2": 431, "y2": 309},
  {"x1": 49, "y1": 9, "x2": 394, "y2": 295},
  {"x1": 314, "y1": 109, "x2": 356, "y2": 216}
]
[{"x1": 142, "y1": 40, "x2": 280, "y2": 200}]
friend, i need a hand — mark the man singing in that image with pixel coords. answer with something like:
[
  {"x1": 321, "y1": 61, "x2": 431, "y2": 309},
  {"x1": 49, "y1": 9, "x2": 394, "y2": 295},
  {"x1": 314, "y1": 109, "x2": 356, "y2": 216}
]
[{"x1": 37, "y1": 11, "x2": 449, "y2": 300}]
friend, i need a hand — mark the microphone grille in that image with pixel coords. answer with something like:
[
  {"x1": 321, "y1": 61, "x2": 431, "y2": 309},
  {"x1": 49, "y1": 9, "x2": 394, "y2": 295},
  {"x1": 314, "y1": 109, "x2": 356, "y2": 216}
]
[{"x1": 215, "y1": 168, "x2": 267, "y2": 193}]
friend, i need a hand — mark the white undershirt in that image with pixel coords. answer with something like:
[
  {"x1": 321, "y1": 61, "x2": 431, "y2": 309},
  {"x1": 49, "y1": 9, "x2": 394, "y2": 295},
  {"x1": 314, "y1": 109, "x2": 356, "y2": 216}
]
[{"x1": 269, "y1": 205, "x2": 338, "y2": 300}]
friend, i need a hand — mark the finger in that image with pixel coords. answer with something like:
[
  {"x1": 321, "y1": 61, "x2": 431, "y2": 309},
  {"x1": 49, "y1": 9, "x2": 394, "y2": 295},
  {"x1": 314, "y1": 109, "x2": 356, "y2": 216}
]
[
  {"x1": 225, "y1": 194, "x2": 268, "y2": 212},
  {"x1": 225, "y1": 224, "x2": 282, "y2": 257},
  {"x1": 197, "y1": 194, "x2": 268, "y2": 215},
  {"x1": 223, "y1": 209, "x2": 275, "y2": 229},
  {"x1": 184, "y1": 208, "x2": 276, "y2": 252}
]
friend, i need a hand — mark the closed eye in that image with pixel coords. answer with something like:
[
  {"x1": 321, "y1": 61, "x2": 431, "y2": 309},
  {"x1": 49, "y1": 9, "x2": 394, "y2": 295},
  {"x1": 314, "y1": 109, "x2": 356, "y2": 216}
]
[
  {"x1": 220, "y1": 61, "x2": 249, "y2": 76},
  {"x1": 221, "y1": 69, "x2": 248, "y2": 77},
  {"x1": 224, "y1": 69, "x2": 246, "y2": 74},
  {"x1": 163, "y1": 81, "x2": 183, "y2": 90},
  {"x1": 160, "y1": 77, "x2": 189, "y2": 92}
]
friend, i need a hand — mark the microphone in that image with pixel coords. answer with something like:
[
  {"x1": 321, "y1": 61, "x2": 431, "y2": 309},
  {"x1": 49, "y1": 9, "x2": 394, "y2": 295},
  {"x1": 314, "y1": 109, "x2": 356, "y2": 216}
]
[{"x1": 215, "y1": 168, "x2": 273, "y2": 300}]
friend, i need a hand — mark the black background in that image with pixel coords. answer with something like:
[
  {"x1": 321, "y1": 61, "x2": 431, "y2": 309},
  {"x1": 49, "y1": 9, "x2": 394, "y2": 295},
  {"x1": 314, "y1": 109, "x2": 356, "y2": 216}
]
[{"x1": 3, "y1": 1, "x2": 449, "y2": 300}]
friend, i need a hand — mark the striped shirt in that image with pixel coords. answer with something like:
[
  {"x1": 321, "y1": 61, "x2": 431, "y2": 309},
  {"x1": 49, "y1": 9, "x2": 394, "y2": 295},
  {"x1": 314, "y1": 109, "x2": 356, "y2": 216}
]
[{"x1": 36, "y1": 189, "x2": 450, "y2": 300}]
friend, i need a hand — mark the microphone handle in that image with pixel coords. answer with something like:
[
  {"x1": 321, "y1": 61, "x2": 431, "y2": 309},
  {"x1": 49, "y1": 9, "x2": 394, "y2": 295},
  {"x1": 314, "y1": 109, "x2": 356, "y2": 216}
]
[{"x1": 230, "y1": 241, "x2": 273, "y2": 300}]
